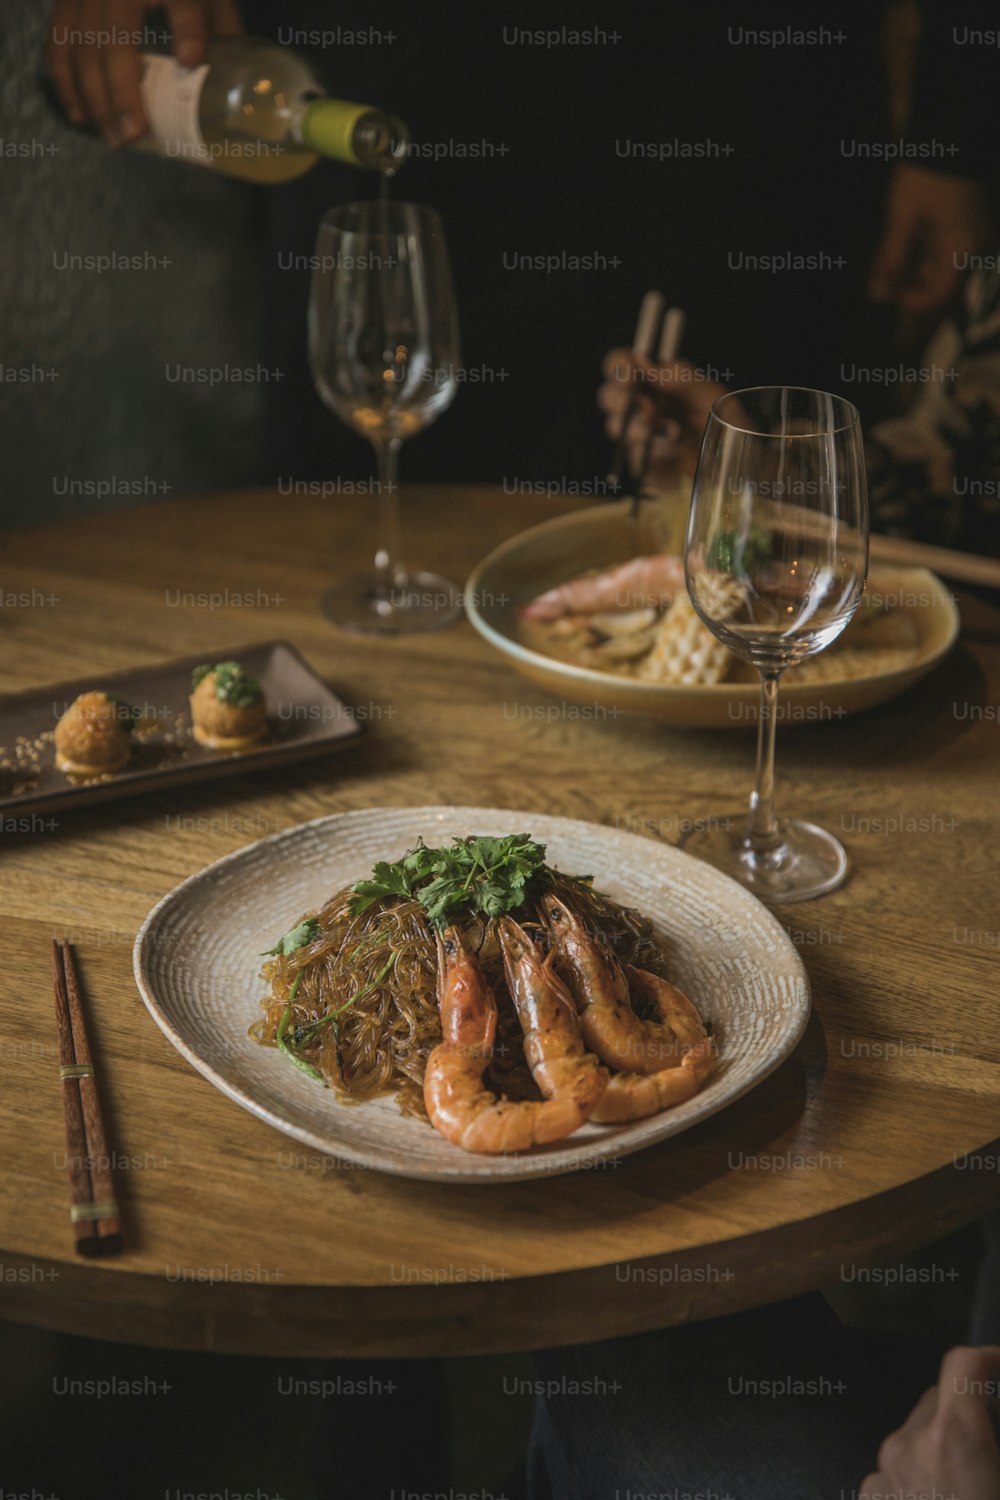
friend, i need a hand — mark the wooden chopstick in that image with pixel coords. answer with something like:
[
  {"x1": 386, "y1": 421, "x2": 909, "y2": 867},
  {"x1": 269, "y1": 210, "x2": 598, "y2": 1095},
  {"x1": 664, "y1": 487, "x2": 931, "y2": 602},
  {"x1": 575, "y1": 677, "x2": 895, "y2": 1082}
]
[
  {"x1": 868, "y1": 532, "x2": 1000, "y2": 591},
  {"x1": 632, "y1": 307, "x2": 685, "y2": 515},
  {"x1": 608, "y1": 290, "x2": 666, "y2": 497},
  {"x1": 734, "y1": 494, "x2": 1000, "y2": 592},
  {"x1": 52, "y1": 940, "x2": 122, "y2": 1256},
  {"x1": 51, "y1": 944, "x2": 95, "y2": 1254}
]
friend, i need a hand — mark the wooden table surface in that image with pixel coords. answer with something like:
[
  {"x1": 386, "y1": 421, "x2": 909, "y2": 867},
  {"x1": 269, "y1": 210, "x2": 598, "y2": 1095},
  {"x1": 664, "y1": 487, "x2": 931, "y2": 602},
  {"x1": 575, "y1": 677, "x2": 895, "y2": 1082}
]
[{"x1": 1, "y1": 484, "x2": 999, "y2": 1358}]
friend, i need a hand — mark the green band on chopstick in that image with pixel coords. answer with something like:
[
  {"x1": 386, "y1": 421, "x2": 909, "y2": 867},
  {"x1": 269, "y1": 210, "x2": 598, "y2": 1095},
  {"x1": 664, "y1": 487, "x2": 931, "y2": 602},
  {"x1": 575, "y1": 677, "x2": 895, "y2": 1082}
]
[
  {"x1": 60, "y1": 1064, "x2": 93, "y2": 1080},
  {"x1": 70, "y1": 1200, "x2": 118, "y2": 1223}
]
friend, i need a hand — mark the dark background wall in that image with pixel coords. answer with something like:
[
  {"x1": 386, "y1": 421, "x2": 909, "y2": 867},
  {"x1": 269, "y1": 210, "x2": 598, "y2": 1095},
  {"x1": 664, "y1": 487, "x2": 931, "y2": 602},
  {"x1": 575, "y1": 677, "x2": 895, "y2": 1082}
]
[
  {"x1": 256, "y1": 0, "x2": 892, "y2": 490},
  {"x1": 0, "y1": 2, "x2": 923, "y2": 522}
]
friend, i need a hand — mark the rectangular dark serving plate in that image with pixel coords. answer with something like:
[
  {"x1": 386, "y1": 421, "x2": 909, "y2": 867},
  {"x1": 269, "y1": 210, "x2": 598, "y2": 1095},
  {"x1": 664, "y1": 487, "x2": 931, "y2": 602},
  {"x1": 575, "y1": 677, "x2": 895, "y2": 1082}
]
[{"x1": 0, "y1": 640, "x2": 364, "y2": 817}]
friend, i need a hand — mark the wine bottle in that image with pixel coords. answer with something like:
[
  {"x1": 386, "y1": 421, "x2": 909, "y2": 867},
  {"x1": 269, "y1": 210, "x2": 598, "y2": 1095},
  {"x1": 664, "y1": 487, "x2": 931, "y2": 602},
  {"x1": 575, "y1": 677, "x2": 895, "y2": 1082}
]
[{"x1": 138, "y1": 36, "x2": 408, "y2": 183}]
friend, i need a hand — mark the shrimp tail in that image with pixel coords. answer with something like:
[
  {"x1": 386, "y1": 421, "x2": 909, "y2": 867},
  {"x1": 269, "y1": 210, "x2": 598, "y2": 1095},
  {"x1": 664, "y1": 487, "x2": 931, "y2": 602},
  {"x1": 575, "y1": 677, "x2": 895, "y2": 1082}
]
[{"x1": 591, "y1": 1038, "x2": 716, "y2": 1124}]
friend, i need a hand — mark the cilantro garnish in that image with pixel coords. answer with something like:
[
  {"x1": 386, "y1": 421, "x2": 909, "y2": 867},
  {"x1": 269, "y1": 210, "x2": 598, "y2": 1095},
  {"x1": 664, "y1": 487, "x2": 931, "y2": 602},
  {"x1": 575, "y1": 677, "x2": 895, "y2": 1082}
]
[
  {"x1": 191, "y1": 660, "x2": 263, "y2": 708},
  {"x1": 706, "y1": 527, "x2": 773, "y2": 575},
  {"x1": 104, "y1": 693, "x2": 139, "y2": 732},
  {"x1": 263, "y1": 917, "x2": 321, "y2": 957},
  {"x1": 349, "y1": 833, "x2": 553, "y2": 931},
  {"x1": 276, "y1": 1004, "x2": 326, "y2": 1083}
]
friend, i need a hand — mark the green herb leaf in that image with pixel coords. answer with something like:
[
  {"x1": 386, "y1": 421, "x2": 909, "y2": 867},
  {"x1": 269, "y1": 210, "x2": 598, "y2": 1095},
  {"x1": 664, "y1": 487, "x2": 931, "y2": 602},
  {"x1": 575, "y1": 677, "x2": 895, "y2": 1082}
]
[
  {"x1": 192, "y1": 660, "x2": 263, "y2": 708},
  {"x1": 705, "y1": 527, "x2": 773, "y2": 576},
  {"x1": 214, "y1": 661, "x2": 263, "y2": 708},
  {"x1": 276, "y1": 1004, "x2": 326, "y2": 1084},
  {"x1": 349, "y1": 860, "x2": 419, "y2": 914},
  {"x1": 401, "y1": 841, "x2": 440, "y2": 880},
  {"x1": 263, "y1": 917, "x2": 321, "y2": 957},
  {"x1": 104, "y1": 693, "x2": 140, "y2": 733}
]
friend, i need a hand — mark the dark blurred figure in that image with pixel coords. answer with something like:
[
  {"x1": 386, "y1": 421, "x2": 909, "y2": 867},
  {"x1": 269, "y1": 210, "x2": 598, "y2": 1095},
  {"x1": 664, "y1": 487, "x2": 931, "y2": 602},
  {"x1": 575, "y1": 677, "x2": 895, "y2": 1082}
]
[{"x1": 1, "y1": 0, "x2": 270, "y2": 525}]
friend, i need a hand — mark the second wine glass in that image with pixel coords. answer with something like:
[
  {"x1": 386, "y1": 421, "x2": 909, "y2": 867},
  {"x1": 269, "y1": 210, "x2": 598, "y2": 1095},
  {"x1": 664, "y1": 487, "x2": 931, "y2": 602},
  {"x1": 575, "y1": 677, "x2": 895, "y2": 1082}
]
[
  {"x1": 308, "y1": 199, "x2": 462, "y2": 633},
  {"x1": 682, "y1": 386, "x2": 869, "y2": 903}
]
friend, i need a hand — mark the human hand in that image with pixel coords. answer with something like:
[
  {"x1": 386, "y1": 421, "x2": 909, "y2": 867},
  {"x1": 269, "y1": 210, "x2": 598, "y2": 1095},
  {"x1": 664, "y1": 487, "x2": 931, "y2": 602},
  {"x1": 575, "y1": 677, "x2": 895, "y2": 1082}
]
[
  {"x1": 859, "y1": 1345, "x2": 1000, "y2": 1500},
  {"x1": 598, "y1": 348, "x2": 729, "y2": 487},
  {"x1": 868, "y1": 163, "x2": 990, "y2": 312},
  {"x1": 48, "y1": 0, "x2": 243, "y2": 148}
]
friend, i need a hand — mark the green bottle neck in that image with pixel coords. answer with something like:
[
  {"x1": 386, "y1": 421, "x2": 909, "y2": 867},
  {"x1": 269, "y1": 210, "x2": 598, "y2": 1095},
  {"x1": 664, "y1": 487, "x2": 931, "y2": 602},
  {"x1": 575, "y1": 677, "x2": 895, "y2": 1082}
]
[{"x1": 300, "y1": 97, "x2": 369, "y2": 163}]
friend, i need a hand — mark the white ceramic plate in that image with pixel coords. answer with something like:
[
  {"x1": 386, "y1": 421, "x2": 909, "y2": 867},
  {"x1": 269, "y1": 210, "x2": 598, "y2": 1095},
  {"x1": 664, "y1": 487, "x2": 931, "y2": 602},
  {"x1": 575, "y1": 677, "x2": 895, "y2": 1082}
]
[
  {"x1": 133, "y1": 806, "x2": 811, "y2": 1182},
  {"x1": 465, "y1": 505, "x2": 960, "y2": 727}
]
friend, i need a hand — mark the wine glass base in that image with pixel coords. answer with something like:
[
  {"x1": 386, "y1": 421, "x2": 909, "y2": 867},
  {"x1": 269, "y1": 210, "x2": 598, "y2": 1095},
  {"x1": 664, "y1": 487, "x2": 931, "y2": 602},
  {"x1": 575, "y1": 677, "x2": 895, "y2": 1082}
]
[
  {"x1": 321, "y1": 572, "x2": 463, "y2": 635},
  {"x1": 679, "y1": 816, "x2": 849, "y2": 905}
]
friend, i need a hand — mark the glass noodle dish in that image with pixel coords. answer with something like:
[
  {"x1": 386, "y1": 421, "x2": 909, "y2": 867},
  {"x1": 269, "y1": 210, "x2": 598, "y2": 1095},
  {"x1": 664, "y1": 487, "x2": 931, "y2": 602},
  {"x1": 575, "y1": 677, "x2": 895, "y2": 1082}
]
[{"x1": 251, "y1": 834, "x2": 714, "y2": 1154}]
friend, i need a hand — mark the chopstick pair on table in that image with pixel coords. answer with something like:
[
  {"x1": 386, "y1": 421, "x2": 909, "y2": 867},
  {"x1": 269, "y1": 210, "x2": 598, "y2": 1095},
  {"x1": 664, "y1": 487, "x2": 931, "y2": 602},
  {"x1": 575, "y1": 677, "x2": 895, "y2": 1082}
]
[
  {"x1": 52, "y1": 940, "x2": 122, "y2": 1256},
  {"x1": 607, "y1": 289, "x2": 686, "y2": 508}
]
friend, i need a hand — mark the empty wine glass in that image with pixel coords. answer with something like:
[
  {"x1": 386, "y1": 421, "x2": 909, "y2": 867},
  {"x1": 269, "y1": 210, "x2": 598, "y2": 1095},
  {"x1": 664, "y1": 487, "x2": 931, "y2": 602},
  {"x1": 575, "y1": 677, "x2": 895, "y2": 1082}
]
[
  {"x1": 308, "y1": 199, "x2": 462, "y2": 633},
  {"x1": 681, "y1": 387, "x2": 869, "y2": 903}
]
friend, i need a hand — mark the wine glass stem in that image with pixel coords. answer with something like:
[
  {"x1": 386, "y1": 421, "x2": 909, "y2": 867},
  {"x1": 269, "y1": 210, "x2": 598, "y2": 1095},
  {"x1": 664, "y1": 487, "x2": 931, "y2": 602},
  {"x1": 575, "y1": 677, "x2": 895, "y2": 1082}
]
[
  {"x1": 372, "y1": 437, "x2": 404, "y2": 594},
  {"x1": 746, "y1": 669, "x2": 783, "y2": 852}
]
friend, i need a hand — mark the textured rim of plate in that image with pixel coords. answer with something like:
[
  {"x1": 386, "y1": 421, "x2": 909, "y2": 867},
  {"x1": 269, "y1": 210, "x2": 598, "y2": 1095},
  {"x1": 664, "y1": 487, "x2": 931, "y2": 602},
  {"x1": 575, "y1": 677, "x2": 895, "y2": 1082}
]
[
  {"x1": 133, "y1": 806, "x2": 812, "y2": 1183},
  {"x1": 464, "y1": 505, "x2": 960, "y2": 700}
]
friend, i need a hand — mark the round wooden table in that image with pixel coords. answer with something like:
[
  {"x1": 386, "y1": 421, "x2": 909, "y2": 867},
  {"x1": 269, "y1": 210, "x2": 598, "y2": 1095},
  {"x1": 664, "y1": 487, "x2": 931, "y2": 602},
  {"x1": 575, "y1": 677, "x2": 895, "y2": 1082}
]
[{"x1": 1, "y1": 485, "x2": 998, "y2": 1356}]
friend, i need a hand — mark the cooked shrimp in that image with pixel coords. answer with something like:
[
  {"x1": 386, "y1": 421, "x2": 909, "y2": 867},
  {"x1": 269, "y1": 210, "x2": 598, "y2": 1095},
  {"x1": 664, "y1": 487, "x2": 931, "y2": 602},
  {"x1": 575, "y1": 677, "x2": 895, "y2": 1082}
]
[
  {"x1": 423, "y1": 927, "x2": 589, "y2": 1153},
  {"x1": 497, "y1": 917, "x2": 607, "y2": 1113},
  {"x1": 520, "y1": 554, "x2": 686, "y2": 621},
  {"x1": 591, "y1": 1039, "x2": 715, "y2": 1123},
  {"x1": 623, "y1": 964, "x2": 709, "y2": 1054},
  {"x1": 540, "y1": 891, "x2": 684, "y2": 1074}
]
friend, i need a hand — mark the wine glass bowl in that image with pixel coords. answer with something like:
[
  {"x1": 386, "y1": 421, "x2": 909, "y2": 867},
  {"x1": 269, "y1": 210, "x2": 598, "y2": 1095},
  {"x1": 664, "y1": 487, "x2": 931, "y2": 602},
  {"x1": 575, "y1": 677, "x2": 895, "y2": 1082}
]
[
  {"x1": 681, "y1": 387, "x2": 869, "y2": 903},
  {"x1": 308, "y1": 200, "x2": 462, "y2": 633}
]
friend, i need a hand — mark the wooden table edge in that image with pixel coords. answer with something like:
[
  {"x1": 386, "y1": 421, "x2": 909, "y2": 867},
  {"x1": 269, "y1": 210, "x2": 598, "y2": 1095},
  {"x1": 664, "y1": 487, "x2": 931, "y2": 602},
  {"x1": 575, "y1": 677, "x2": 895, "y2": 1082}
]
[{"x1": 3, "y1": 1145, "x2": 997, "y2": 1358}]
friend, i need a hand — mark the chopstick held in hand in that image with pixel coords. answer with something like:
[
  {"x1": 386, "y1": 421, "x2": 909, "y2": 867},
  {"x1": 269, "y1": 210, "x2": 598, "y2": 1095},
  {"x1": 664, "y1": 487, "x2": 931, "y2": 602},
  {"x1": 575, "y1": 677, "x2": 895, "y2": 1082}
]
[
  {"x1": 607, "y1": 296, "x2": 685, "y2": 506},
  {"x1": 631, "y1": 307, "x2": 686, "y2": 519},
  {"x1": 52, "y1": 940, "x2": 122, "y2": 1256},
  {"x1": 607, "y1": 290, "x2": 664, "y2": 497}
]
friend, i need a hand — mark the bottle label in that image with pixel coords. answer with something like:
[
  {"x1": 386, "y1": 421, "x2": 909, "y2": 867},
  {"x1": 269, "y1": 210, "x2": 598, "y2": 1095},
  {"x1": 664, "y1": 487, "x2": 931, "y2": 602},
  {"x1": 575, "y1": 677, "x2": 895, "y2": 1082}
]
[{"x1": 140, "y1": 54, "x2": 210, "y2": 167}]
